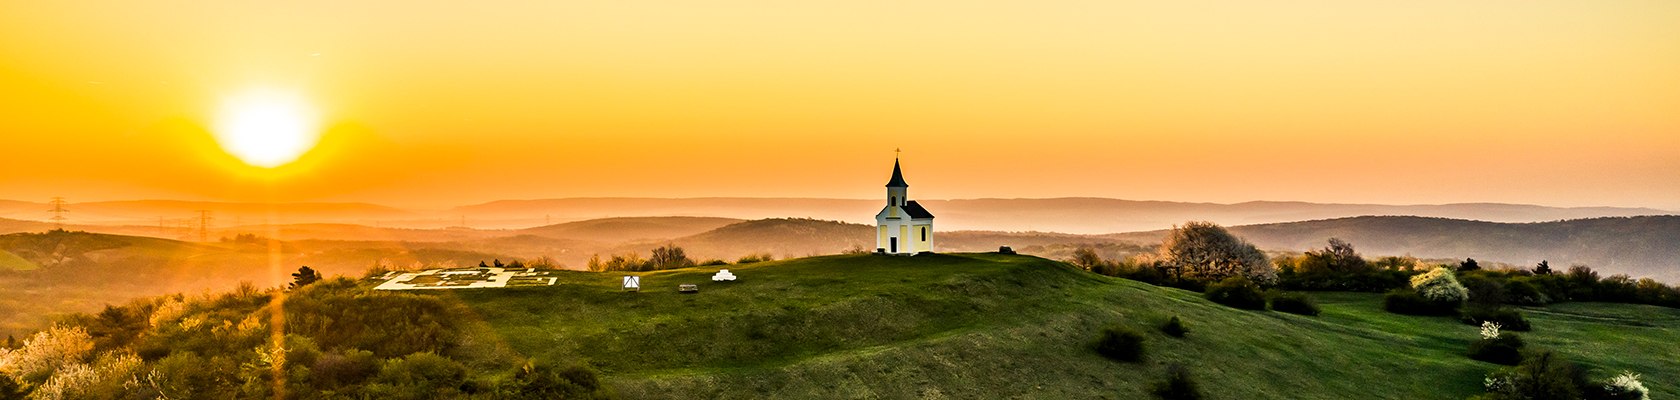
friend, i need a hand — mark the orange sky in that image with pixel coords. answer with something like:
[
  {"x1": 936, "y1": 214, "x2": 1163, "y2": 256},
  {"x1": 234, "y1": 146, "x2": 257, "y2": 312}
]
[{"x1": 2, "y1": 1, "x2": 1677, "y2": 210}]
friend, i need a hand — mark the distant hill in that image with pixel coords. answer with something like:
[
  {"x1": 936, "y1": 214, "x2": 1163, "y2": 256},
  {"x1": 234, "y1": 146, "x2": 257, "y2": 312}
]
[
  {"x1": 447, "y1": 197, "x2": 1673, "y2": 233},
  {"x1": 7, "y1": 197, "x2": 1668, "y2": 233},
  {"x1": 630, "y1": 218, "x2": 874, "y2": 260},
  {"x1": 516, "y1": 216, "x2": 742, "y2": 243},
  {"x1": 1109, "y1": 216, "x2": 1680, "y2": 282},
  {"x1": 0, "y1": 217, "x2": 50, "y2": 234},
  {"x1": 0, "y1": 199, "x2": 417, "y2": 227}
]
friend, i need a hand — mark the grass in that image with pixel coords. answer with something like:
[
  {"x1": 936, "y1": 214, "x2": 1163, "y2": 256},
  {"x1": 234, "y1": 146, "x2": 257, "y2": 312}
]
[
  {"x1": 448, "y1": 253, "x2": 1679, "y2": 399},
  {"x1": 0, "y1": 249, "x2": 35, "y2": 271}
]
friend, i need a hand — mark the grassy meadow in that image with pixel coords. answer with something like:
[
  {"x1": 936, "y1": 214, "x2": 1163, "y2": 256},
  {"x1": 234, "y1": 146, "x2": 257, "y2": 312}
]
[{"x1": 449, "y1": 253, "x2": 1678, "y2": 399}]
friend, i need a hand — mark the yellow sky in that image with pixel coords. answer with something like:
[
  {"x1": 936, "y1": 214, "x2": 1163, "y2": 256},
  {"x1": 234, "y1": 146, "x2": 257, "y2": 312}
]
[{"x1": 2, "y1": 1, "x2": 1677, "y2": 209}]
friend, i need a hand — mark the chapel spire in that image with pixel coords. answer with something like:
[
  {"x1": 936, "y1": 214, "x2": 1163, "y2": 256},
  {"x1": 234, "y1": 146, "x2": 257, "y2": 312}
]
[{"x1": 885, "y1": 156, "x2": 909, "y2": 188}]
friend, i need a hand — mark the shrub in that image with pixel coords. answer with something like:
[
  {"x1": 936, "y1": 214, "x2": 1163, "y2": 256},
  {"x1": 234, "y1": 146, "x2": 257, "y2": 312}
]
[
  {"x1": 1151, "y1": 364, "x2": 1202, "y2": 400},
  {"x1": 1461, "y1": 307, "x2": 1532, "y2": 331},
  {"x1": 1411, "y1": 267, "x2": 1469, "y2": 304},
  {"x1": 1469, "y1": 332, "x2": 1525, "y2": 365},
  {"x1": 1204, "y1": 277, "x2": 1267, "y2": 310},
  {"x1": 1269, "y1": 292, "x2": 1321, "y2": 316},
  {"x1": 1094, "y1": 326, "x2": 1145, "y2": 362},
  {"x1": 506, "y1": 361, "x2": 613, "y2": 399},
  {"x1": 1384, "y1": 288, "x2": 1459, "y2": 316},
  {"x1": 1502, "y1": 277, "x2": 1550, "y2": 306},
  {"x1": 1479, "y1": 350, "x2": 1590, "y2": 400},
  {"x1": 369, "y1": 352, "x2": 470, "y2": 399},
  {"x1": 1160, "y1": 316, "x2": 1188, "y2": 338},
  {"x1": 0, "y1": 373, "x2": 27, "y2": 399},
  {"x1": 1600, "y1": 371, "x2": 1649, "y2": 400}
]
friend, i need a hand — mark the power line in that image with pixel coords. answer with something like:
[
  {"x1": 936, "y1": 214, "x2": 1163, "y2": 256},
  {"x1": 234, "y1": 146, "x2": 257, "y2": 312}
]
[
  {"x1": 47, "y1": 197, "x2": 69, "y2": 231},
  {"x1": 196, "y1": 210, "x2": 214, "y2": 242}
]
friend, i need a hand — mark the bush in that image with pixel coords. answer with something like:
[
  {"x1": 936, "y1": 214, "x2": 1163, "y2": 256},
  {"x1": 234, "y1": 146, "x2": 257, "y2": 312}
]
[
  {"x1": 1094, "y1": 326, "x2": 1145, "y2": 362},
  {"x1": 1599, "y1": 371, "x2": 1649, "y2": 400},
  {"x1": 1461, "y1": 308, "x2": 1532, "y2": 331},
  {"x1": 1204, "y1": 277, "x2": 1267, "y2": 310},
  {"x1": 1384, "y1": 288, "x2": 1459, "y2": 316},
  {"x1": 1269, "y1": 292, "x2": 1321, "y2": 316},
  {"x1": 1479, "y1": 350, "x2": 1591, "y2": 400},
  {"x1": 1469, "y1": 333, "x2": 1525, "y2": 365},
  {"x1": 506, "y1": 361, "x2": 613, "y2": 399},
  {"x1": 0, "y1": 373, "x2": 29, "y2": 400},
  {"x1": 1160, "y1": 316, "x2": 1188, "y2": 338},
  {"x1": 1503, "y1": 278, "x2": 1550, "y2": 306},
  {"x1": 1151, "y1": 364, "x2": 1202, "y2": 400},
  {"x1": 1275, "y1": 269, "x2": 1412, "y2": 293},
  {"x1": 1411, "y1": 267, "x2": 1469, "y2": 304}
]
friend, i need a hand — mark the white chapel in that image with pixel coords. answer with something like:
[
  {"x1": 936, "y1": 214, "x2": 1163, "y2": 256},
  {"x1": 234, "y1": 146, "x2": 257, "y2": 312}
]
[{"x1": 875, "y1": 157, "x2": 935, "y2": 255}]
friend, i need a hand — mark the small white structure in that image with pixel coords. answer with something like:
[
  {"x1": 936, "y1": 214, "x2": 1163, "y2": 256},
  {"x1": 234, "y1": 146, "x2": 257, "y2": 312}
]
[
  {"x1": 375, "y1": 267, "x2": 555, "y2": 290},
  {"x1": 622, "y1": 276, "x2": 641, "y2": 292},
  {"x1": 875, "y1": 156, "x2": 935, "y2": 255},
  {"x1": 712, "y1": 269, "x2": 737, "y2": 282}
]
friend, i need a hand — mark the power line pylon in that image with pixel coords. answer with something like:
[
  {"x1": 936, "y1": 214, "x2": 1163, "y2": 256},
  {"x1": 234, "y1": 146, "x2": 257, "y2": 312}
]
[
  {"x1": 196, "y1": 210, "x2": 214, "y2": 242},
  {"x1": 47, "y1": 197, "x2": 69, "y2": 231}
]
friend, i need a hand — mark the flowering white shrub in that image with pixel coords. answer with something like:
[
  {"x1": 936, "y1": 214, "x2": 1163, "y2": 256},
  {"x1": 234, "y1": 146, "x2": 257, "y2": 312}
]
[
  {"x1": 1480, "y1": 321, "x2": 1502, "y2": 340},
  {"x1": 1410, "y1": 267, "x2": 1469, "y2": 303},
  {"x1": 1483, "y1": 374, "x2": 1514, "y2": 393},
  {"x1": 31, "y1": 351, "x2": 143, "y2": 400},
  {"x1": 1604, "y1": 371, "x2": 1649, "y2": 400},
  {"x1": 0, "y1": 325, "x2": 93, "y2": 380}
]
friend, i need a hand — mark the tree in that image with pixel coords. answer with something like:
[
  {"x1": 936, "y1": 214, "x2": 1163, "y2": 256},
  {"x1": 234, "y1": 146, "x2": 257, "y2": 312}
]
[
  {"x1": 1069, "y1": 247, "x2": 1104, "y2": 271},
  {"x1": 1157, "y1": 221, "x2": 1274, "y2": 284},
  {"x1": 1459, "y1": 258, "x2": 1481, "y2": 272},
  {"x1": 1322, "y1": 238, "x2": 1368, "y2": 272},
  {"x1": 648, "y1": 245, "x2": 694, "y2": 271},
  {"x1": 290, "y1": 266, "x2": 322, "y2": 290},
  {"x1": 1533, "y1": 260, "x2": 1552, "y2": 275}
]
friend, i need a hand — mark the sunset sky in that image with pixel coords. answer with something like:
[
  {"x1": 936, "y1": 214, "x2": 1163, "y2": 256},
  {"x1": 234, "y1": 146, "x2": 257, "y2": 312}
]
[{"x1": 2, "y1": 1, "x2": 1677, "y2": 210}]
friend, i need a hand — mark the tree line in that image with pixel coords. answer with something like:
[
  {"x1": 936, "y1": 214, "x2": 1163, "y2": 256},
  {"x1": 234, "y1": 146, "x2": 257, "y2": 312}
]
[{"x1": 1070, "y1": 221, "x2": 1680, "y2": 309}]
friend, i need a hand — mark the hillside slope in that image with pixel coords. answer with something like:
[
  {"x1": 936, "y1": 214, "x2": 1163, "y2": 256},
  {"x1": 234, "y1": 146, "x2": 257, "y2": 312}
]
[
  {"x1": 1110, "y1": 216, "x2": 1680, "y2": 281},
  {"x1": 516, "y1": 216, "x2": 742, "y2": 243},
  {"x1": 457, "y1": 253, "x2": 1679, "y2": 399}
]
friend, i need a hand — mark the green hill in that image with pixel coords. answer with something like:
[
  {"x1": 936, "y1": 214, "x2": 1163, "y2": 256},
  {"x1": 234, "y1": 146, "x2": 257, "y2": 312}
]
[
  {"x1": 2, "y1": 251, "x2": 1672, "y2": 398},
  {"x1": 456, "y1": 253, "x2": 1679, "y2": 399}
]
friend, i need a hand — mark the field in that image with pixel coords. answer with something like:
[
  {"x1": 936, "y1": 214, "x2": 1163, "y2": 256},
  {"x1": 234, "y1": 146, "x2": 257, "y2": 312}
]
[{"x1": 451, "y1": 253, "x2": 1679, "y2": 399}]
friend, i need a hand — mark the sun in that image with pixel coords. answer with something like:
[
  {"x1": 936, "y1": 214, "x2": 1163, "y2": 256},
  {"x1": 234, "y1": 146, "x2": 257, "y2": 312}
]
[{"x1": 213, "y1": 89, "x2": 320, "y2": 168}]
